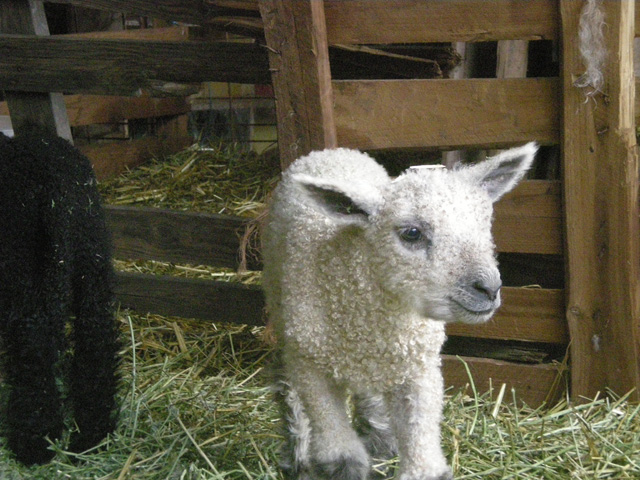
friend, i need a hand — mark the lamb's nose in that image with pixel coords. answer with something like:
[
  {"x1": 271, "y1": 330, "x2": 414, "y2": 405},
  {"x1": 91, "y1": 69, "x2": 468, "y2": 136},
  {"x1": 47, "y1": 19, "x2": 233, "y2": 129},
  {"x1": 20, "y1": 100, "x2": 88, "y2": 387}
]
[{"x1": 472, "y1": 279, "x2": 502, "y2": 302}]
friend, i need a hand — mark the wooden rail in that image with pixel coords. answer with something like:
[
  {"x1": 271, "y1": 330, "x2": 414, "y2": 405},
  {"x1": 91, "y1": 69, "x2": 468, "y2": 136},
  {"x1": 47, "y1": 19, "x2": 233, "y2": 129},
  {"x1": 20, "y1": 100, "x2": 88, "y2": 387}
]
[
  {"x1": 333, "y1": 78, "x2": 560, "y2": 150},
  {"x1": 0, "y1": 35, "x2": 270, "y2": 95}
]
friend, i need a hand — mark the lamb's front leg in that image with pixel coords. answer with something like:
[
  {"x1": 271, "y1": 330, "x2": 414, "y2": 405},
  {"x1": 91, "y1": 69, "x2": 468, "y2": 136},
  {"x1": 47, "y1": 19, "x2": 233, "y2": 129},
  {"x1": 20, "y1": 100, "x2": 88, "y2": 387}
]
[
  {"x1": 386, "y1": 366, "x2": 452, "y2": 480},
  {"x1": 284, "y1": 357, "x2": 370, "y2": 480}
]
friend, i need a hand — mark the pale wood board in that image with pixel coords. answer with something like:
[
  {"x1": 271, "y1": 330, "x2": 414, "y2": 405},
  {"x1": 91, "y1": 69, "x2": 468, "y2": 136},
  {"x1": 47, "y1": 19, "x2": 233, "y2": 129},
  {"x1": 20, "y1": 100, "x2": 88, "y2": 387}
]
[
  {"x1": 561, "y1": 0, "x2": 640, "y2": 401},
  {"x1": 493, "y1": 180, "x2": 562, "y2": 255},
  {"x1": 443, "y1": 355, "x2": 565, "y2": 407},
  {"x1": 324, "y1": 0, "x2": 558, "y2": 44},
  {"x1": 333, "y1": 77, "x2": 560, "y2": 150},
  {"x1": 447, "y1": 288, "x2": 567, "y2": 344}
]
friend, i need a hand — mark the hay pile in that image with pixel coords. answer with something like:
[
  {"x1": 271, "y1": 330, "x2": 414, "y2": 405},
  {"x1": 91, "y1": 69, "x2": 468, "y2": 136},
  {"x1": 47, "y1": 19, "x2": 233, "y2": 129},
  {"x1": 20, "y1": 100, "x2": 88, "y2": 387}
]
[
  {"x1": 99, "y1": 144, "x2": 281, "y2": 218},
  {"x1": 2, "y1": 310, "x2": 637, "y2": 478},
  {"x1": 2, "y1": 144, "x2": 638, "y2": 478}
]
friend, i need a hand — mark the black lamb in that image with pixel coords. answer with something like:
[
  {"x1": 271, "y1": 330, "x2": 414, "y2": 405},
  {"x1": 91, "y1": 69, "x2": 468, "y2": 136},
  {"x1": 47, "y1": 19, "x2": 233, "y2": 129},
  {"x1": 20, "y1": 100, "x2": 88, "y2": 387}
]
[{"x1": 0, "y1": 127, "x2": 120, "y2": 465}]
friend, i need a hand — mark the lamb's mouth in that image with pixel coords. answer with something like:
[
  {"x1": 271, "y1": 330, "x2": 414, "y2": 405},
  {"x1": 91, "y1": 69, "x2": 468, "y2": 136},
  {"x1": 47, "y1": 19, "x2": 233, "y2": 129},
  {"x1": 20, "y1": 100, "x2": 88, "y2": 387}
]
[{"x1": 450, "y1": 298, "x2": 496, "y2": 317}]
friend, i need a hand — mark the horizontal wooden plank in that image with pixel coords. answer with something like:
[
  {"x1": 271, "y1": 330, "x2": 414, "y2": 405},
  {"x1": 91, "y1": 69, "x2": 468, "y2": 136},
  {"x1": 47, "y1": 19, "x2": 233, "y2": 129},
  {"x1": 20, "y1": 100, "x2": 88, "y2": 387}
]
[
  {"x1": 115, "y1": 272, "x2": 265, "y2": 326},
  {"x1": 105, "y1": 205, "x2": 259, "y2": 270},
  {"x1": 0, "y1": 35, "x2": 270, "y2": 95},
  {"x1": 324, "y1": 0, "x2": 558, "y2": 44},
  {"x1": 333, "y1": 77, "x2": 560, "y2": 150},
  {"x1": 494, "y1": 180, "x2": 563, "y2": 255},
  {"x1": 446, "y1": 287, "x2": 568, "y2": 344},
  {"x1": 0, "y1": 95, "x2": 190, "y2": 126},
  {"x1": 49, "y1": 0, "x2": 261, "y2": 25},
  {"x1": 66, "y1": 95, "x2": 190, "y2": 126},
  {"x1": 61, "y1": 25, "x2": 196, "y2": 42},
  {"x1": 443, "y1": 355, "x2": 565, "y2": 407}
]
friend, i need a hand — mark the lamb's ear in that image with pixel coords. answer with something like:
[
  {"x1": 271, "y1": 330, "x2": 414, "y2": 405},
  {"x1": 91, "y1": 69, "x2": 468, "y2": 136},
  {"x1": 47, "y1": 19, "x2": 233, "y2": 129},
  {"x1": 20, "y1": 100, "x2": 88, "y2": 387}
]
[
  {"x1": 291, "y1": 173, "x2": 383, "y2": 224},
  {"x1": 467, "y1": 142, "x2": 538, "y2": 201}
]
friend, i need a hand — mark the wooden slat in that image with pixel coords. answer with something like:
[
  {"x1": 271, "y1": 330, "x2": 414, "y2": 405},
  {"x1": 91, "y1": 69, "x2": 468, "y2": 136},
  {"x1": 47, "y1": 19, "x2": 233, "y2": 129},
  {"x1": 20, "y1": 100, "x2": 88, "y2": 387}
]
[
  {"x1": 49, "y1": 0, "x2": 260, "y2": 24},
  {"x1": 0, "y1": 35, "x2": 270, "y2": 95},
  {"x1": 105, "y1": 205, "x2": 258, "y2": 270},
  {"x1": 115, "y1": 272, "x2": 265, "y2": 326},
  {"x1": 1, "y1": 0, "x2": 72, "y2": 140},
  {"x1": 259, "y1": 0, "x2": 337, "y2": 169},
  {"x1": 446, "y1": 288, "x2": 567, "y2": 344},
  {"x1": 65, "y1": 95, "x2": 190, "y2": 126},
  {"x1": 324, "y1": 0, "x2": 558, "y2": 44},
  {"x1": 561, "y1": 1, "x2": 640, "y2": 401},
  {"x1": 333, "y1": 78, "x2": 560, "y2": 150},
  {"x1": 1, "y1": 95, "x2": 190, "y2": 127},
  {"x1": 493, "y1": 180, "x2": 563, "y2": 255},
  {"x1": 443, "y1": 355, "x2": 565, "y2": 407}
]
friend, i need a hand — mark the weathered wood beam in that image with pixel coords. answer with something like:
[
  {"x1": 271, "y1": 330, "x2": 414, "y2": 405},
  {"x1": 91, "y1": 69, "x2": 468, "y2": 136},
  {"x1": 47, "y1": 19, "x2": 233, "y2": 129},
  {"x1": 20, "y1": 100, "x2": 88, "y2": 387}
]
[
  {"x1": 1, "y1": 0, "x2": 72, "y2": 140},
  {"x1": 105, "y1": 205, "x2": 260, "y2": 271},
  {"x1": 561, "y1": 0, "x2": 640, "y2": 401},
  {"x1": 115, "y1": 272, "x2": 265, "y2": 326},
  {"x1": 259, "y1": 0, "x2": 336, "y2": 169},
  {"x1": 0, "y1": 35, "x2": 270, "y2": 95},
  {"x1": 324, "y1": 0, "x2": 559, "y2": 44},
  {"x1": 333, "y1": 77, "x2": 560, "y2": 150},
  {"x1": 48, "y1": 0, "x2": 260, "y2": 25}
]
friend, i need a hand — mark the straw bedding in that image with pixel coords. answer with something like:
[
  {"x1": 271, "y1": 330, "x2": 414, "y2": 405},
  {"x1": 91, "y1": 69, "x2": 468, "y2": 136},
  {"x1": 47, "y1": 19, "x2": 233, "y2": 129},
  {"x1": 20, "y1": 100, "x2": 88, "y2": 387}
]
[{"x1": 1, "y1": 145, "x2": 637, "y2": 479}]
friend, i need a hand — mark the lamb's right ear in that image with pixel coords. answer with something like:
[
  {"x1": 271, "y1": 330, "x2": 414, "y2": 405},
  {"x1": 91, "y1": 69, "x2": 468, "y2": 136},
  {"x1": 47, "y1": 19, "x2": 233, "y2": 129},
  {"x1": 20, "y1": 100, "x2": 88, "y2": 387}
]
[{"x1": 291, "y1": 173, "x2": 383, "y2": 223}]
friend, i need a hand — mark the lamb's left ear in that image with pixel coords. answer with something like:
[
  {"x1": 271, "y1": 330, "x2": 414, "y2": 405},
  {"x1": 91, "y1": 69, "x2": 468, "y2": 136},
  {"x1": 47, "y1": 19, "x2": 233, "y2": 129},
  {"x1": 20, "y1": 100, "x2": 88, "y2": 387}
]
[{"x1": 466, "y1": 142, "x2": 538, "y2": 202}]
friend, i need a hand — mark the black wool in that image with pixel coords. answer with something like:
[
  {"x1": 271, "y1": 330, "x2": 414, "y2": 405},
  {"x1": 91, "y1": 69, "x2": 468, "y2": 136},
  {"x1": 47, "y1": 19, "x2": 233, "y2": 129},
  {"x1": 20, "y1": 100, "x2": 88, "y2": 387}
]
[{"x1": 0, "y1": 128, "x2": 120, "y2": 465}]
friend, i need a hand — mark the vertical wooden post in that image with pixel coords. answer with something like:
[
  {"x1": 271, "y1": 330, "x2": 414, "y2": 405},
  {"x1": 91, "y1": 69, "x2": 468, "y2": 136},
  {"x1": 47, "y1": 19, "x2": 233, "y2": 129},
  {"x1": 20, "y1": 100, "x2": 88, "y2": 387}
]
[
  {"x1": 259, "y1": 0, "x2": 337, "y2": 169},
  {"x1": 561, "y1": 0, "x2": 640, "y2": 401},
  {"x1": 496, "y1": 40, "x2": 529, "y2": 79},
  {"x1": 1, "y1": 0, "x2": 72, "y2": 140}
]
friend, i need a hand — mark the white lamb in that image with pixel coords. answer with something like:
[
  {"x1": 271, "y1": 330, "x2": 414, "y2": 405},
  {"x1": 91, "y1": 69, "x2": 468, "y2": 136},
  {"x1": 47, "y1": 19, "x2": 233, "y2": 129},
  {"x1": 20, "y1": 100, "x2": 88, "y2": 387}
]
[{"x1": 262, "y1": 144, "x2": 537, "y2": 480}]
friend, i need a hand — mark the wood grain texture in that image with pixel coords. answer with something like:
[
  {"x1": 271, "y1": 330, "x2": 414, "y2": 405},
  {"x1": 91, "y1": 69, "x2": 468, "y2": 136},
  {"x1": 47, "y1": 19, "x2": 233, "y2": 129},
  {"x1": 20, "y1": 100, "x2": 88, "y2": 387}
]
[
  {"x1": 0, "y1": 35, "x2": 270, "y2": 95},
  {"x1": 115, "y1": 272, "x2": 265, "y2": 326},
  {"x1": 50, "y1": 0, "x2": 260, "y2": 24},
  {"x1": 446, "y1": 287, "x2": 567, "y2": 344},
  {"x1": 259, "y1": 0, "x2": 336, "y2": 168},
  {"x1": 105, "y1": 205, "x2": 257, "y2": 270},
  {"x1": 1, "y1": 0, "x2": 72, "y2": 140},
  {"x1": 443, "y1": 355, "x2": 565, "y2": 407},
  {"x1": 493, "y1": 180, "x2": 562, "y2": 255},
  {"x1": 324, "y1": 0, "x2": 558, "y2": 44},
  {"x1": 561, "y1": 0, "x2": 640, "y2": 401},
  {"x1": 333, "y1": 77, "x2": 560, "y2": 150},
  {"x1": 1, "y1": 95, "x2": 190, "y2": 127}
]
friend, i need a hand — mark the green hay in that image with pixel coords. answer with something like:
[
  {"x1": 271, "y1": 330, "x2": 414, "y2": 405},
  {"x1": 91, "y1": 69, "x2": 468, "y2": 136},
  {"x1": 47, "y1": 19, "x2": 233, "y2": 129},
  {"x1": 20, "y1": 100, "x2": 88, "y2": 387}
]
[{"x1": 1, "y1": 311, "x2": 638, "y2": 479}]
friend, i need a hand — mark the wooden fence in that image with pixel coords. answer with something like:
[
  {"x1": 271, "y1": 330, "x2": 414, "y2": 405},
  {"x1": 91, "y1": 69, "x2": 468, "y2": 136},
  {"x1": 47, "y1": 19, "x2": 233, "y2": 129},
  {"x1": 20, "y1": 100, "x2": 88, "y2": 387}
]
[{"x1": 1, "y1": 0, "x2": 639, "y2": 407}]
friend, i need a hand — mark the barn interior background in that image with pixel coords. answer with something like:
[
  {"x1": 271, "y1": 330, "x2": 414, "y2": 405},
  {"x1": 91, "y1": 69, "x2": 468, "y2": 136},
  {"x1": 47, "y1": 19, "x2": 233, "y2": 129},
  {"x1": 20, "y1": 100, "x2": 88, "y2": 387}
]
[{"x1": 0, "y1": 1, "x2": 639, "y2": 478}]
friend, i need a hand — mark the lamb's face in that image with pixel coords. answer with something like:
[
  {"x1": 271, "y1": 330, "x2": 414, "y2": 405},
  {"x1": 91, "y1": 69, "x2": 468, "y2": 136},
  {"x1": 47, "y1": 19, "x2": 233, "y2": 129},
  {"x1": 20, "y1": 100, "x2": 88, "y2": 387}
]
[
  {"x1": 286, "y1": 143, "x2": 537, "y2": 324},
  {"x1": 368, "y1": 170, "x2": 502, "y2": 324}
]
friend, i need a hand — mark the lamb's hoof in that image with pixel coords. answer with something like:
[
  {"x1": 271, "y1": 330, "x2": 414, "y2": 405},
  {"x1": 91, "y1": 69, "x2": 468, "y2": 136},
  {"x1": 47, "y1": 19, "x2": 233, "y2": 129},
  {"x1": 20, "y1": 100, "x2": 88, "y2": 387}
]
[{"x1": 312, "y1": 454, "x2": 369, "y2": 480}]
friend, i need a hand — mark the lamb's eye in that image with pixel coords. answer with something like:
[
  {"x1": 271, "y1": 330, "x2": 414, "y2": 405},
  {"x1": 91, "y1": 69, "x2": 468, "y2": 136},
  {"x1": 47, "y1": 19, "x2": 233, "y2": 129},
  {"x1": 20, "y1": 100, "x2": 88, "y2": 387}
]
[{"x1": 399, "y1": 227, "x2": 423, "y2": 243}]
